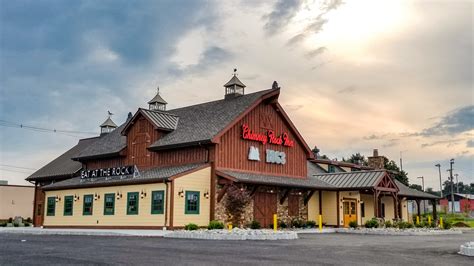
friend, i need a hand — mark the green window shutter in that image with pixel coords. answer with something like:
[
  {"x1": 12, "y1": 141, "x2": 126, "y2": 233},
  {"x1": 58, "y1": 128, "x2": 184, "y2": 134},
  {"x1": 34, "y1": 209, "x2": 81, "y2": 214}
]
[
  {"x1": 83, "y1": 194, "x2": 94, "y2": 215},
  {"x1": 63, "y1": 196, "x2": 74, "y2": 216},
  {"x1": 151, "y1": 191, "x2": 164, "y2": 214},
  {"x1": 103, "y1": 193, "x2": 115, "y2": 215},
  {"x1": 185, "y1": 191, "x2": 200, "y2": 215},
  {"x1": 127, "y1": 192, "x2": 139, "y2": 215},
  {"x1": 47, "y1": 197, "x2": 56, "y2": 216}
]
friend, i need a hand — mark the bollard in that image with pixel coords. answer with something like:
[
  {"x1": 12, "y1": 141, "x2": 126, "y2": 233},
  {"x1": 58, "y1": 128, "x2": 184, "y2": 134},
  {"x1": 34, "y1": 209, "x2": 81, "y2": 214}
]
[
  {"x1": 428, "y1": 216, "x2": 431, "y2": 226},
  {"x1": 440, "y1": 217, "x2": 443, "y2": 228},
  {"x1": 273, "y1": 214, "x2": 277, "y2": 231},
  {"x1": 228, "y1": 223, "x2": 232, "y2": 232},
  {"x1": 416, "y1": 216, "x2": 420, "y2": 225},
  {"x1": 319, "y1": 215, "x2": 323, "y2": 232}
]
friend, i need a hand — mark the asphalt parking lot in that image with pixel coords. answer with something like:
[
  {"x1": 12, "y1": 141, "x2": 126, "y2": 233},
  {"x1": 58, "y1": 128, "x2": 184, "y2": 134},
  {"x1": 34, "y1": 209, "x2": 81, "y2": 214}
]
[{"x1": 0, "y1": 231, "x2": 472, "y2": 265}]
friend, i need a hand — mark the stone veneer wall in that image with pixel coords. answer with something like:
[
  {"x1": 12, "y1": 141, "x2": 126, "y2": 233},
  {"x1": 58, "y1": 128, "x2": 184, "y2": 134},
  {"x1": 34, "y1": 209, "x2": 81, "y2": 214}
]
[{"x1": 214, "y1": 182, "x2": 309, "y2": 227}]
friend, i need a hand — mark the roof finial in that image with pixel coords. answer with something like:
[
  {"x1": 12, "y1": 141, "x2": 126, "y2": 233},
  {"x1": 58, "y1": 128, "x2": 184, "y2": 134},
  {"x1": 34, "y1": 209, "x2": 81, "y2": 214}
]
[
  {"x1": 156, "y1": 85, "x2": 160, "y2": 94},
  {"x1": 107, "y1": 110, "x2": 114, "y2": 118},
  {"x1": 272, "y1": 81, "x2": 280, "y2": 90},
  {"x1": 233, "y1": 68, "x2": 237, "y2": 76}
]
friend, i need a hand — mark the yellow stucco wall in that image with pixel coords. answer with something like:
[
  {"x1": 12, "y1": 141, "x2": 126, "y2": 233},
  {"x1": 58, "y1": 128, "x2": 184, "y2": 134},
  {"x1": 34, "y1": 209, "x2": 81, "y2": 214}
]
[
  {"x1": 307, "y1": 191, "x2": 320, "y2": 222},
  {"x1": 321, "y1": 191, "x2": 337, "y2": 225},
  {"x1": 360, "y1": 194, "x2": 375, "y2": 224},
  {"x1": 172, "y1": 167, "x2": 211, "y2": 227},
  {"x1": 381, "y1": 196, "x2": 395, "y2": 221},
  {"x1": 341, "y1": 167, "x2": 352, "y2": 172},
  {"x1": 44, "y1": 183, "x2": 167, "y2": 226},
  {"x1": 400, "y1": 199, "x2": 409, "y2": 222},
  {"x1": 0, "y1": 185, "x2": 34, "y2": 220},
  {"x1": 317, "y1": 163, "x2": 328, "y2": 171}
]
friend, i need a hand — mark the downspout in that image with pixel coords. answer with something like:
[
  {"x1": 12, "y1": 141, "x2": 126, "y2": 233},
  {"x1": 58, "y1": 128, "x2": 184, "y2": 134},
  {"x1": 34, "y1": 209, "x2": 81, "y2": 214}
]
[{"x1": 32, "y1": 181, "x2": 38, "y2": 227}]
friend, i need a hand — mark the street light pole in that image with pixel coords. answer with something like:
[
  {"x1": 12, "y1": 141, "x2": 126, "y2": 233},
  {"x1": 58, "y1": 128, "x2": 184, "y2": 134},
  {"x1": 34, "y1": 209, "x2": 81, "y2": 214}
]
[
  {"x1": 450, "y1": 159, "x2": 455, "y2": 214},
  {"x1": 454, "y1": 173, "x2": 459, "y2": 193},
  {"x1": 435, "y1": 164, "x2": 443, "y2": 198},
  {"x1": 418, "y1": 176, "x2": 425, "y2": 214}
]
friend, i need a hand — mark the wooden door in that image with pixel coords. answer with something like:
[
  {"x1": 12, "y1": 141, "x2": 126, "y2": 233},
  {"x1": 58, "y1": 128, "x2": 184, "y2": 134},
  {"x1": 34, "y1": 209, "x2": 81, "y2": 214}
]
[
  {"x1": 34, "y1": 187, "x2": 45, "y2": 226},
  {"x1": 288, "y1": 194, "x2": 299, "y2": 217},
  {"x1": 343, "y1": 200, "x2": 357, "y2": 227},
  {"x1": 254, "y1": 191, "x2": 277, "y2": 228}
]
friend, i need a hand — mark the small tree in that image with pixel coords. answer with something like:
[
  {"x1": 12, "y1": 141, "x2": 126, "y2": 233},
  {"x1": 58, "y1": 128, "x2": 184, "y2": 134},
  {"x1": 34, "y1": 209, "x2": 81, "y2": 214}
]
[{"x1": 224, "y1": 185, "x2": 251, "y2": 227}]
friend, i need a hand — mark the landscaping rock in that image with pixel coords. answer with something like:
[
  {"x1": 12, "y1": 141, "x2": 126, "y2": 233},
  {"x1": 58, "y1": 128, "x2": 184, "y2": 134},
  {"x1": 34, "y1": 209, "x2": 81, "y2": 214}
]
[
  {"x1": 164, "y1": 228, "x2": 298, "y2": 241},
  {"x1": 459, "y1": 242, "x2": 474, "y2": 257}
]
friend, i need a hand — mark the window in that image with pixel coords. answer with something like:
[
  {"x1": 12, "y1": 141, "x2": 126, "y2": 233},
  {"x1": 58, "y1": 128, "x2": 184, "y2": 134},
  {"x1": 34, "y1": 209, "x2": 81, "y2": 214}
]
[
  {"x1": 46, "y1": 197, "x2": 55, "y2": 216},
  {"x1": 104, "y1": 193, "x2": 115, "y2": 215},
  {"x1": 185, "y1": 191, "x2": 200, "y2": 215},
  {"x1": 151, "y1": 191, "x2": 164, "y2": 214},
  {"x1": 328, "y1": 165, "x2": 335, "y2": 173},
  {"x1": 127, "y1": 192, "x2": 139, "y2": 215},
  {"x1": 360, "y1": 202, "x2": 365, "y2": 218},
  {"x1": 83, "y1": 194, "x2": 93, "y2": 215},
  {"x1": 64, "y1": 196, "x2": 74, "y2": 216}
]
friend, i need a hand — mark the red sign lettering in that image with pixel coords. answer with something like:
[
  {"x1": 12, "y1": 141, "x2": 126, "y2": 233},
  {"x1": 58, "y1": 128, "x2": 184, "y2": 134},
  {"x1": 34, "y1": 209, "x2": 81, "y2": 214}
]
[{"x1": 241, "y1": 124, "x2": 294, "y2": 147}]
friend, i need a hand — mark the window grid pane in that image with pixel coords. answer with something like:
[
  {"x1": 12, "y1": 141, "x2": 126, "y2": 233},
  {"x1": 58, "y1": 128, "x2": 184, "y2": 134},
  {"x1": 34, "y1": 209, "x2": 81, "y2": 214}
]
[
  {"x1": 104, "y1": 193, "x2": 115, "y2": 215},
  {"x1": 127, "y1": 192, "x2": 139, "y2": 215},
  {"x1": 83, "y1": 195, "x2": 93, "y2": 215},
  {"x1": 47, "y1": 197, "x2": 55, "y2": 216},
  {"x1": 64, "y1": 196, "x2": 73, "y2": 216},
  {"x1": 185, "y1": 191, "x2": 200, "y2": 215},
  {"x1": 151, "y1": 191, "x2": 164, "y2": 214}
]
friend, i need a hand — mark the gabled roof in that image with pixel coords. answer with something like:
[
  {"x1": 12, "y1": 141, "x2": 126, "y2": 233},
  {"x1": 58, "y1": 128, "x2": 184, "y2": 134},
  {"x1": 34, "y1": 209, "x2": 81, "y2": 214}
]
[
  {"x1": 313, "y1": 170, "x2": 388, "y2": 189},
  {"x1": 395, "y1": 180, "x2": 439, "y2": 199},
  {"x1": 147, "y1": 93, "x2": 167, "y2": 105},
  {"x1": 223, "y1": 75, "x2": 246, "y2": 88},
  {"x1": 121, "y1": 108, "x2": 179, "y2": 134},
  {"x1": 149, "y1": 89, "x2": 277, "y2": 150},
  {"x1": 74, "y1": 123, "x2": 127, "y2": 160},
  {"x1": 26, "y1": 137, "x2": 99, "y2": 181},
  {"x1": 43, "y1": 163, "x2": 207, "y2": 190},
  {"x1": 217, "y1": 169, "x2": 335, "y2": 189},
  {"x1": 100, "y1": 117, "x2": 117, "y2": 128},
  {"x1": 307, "y1": 161, "x2": 328, "y2": 175}
]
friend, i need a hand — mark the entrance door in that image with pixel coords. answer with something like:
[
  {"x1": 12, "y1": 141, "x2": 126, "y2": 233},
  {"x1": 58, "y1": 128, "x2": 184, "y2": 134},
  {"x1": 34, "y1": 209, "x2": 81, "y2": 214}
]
[
  {"x1": 254, "y1": 191, "x2": 277, "y2": 228},
  {"x1": 343, "y1": 200, "x2": 357, "y2": 227}
]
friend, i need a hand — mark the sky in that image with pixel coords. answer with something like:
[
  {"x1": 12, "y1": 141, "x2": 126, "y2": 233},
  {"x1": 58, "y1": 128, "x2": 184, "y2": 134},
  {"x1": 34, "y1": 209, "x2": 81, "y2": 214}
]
[{"x1": 0, "y1": 0, "x2": 472, "y2": 190}]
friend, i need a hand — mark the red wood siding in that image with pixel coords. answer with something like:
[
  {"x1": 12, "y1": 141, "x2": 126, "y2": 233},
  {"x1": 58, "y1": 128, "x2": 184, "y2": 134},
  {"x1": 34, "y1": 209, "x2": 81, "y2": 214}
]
[
  {"x1": 86, "y1": 158, "x2": 125, "y2": 169},
  {"x1": 152, "y1": 146, "x2": 209, "y2": 166},
  {"x1": 216, "y1": 102, "x2": 307, "y2": 177}
]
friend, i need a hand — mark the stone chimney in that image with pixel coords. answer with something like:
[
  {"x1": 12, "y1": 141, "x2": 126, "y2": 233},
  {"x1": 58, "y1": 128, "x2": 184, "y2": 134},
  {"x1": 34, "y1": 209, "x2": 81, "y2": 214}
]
[{"x1": 368, "y1": 149, "x2": 385, "y2": 169}]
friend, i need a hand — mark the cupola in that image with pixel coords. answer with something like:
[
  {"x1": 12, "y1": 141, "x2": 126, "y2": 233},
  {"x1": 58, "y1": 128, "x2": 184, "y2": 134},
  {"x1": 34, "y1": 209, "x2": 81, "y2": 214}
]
[
  {"x1": 148, "y1": 86, "x2": 167, "y2": 111},
  {"x1": 224, "y1": 69, "x2": 246, "y2": 99},
  {"x1": 100, "y1": 111, "x2": 117, "y2": 136}
]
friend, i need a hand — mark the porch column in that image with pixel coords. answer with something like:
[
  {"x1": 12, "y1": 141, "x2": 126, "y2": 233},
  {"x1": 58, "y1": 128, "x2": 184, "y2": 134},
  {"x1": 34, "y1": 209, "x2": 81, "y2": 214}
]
[
  {"x1": 432, "y1": 199, "x2": 437, "y2": 220},
  {"x1": 415, "y1": 199, "x2": 421, "y2": 217},
  {"x1": 318, "y1": 190, "x2": 322, "y2": 215},
  {"x1": 373, "y1": 190, "x2": 378, "y2": 218}
]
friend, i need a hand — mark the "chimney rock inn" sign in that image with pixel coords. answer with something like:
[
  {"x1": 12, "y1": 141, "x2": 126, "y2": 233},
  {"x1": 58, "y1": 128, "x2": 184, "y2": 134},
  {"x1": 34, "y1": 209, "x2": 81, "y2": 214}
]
[{"x1": 241, "y1": 124, "x2": 295, "y2": 147}]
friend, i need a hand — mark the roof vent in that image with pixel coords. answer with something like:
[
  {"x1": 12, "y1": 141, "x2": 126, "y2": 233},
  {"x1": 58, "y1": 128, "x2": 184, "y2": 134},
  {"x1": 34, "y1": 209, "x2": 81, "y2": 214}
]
[{"x1": 224, "y1": 69, "x2": 246, "y2": 100}]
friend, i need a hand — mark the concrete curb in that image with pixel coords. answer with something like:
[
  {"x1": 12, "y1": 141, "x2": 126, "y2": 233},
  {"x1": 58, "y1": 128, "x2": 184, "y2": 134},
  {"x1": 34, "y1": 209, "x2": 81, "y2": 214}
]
[
  {"x1": 334, "y1": 228, "x2": 463, "y2": 236},
  {"x1": 0, "y1": 228, "x2": 169, "y2": 237},
  {"x1": 164, "y1": 229, "x2": 298, "y2": 241}
]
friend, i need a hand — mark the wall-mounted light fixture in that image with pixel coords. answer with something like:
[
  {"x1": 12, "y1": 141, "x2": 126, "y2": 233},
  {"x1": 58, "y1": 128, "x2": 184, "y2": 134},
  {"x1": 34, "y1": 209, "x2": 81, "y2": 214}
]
[
  {"x1": 74, "y1": 194, "x2": 80, "y2": 202},
  {"x1": 55, "y1": 196, "x2": 61, "y2": 202},
  {"x1": 94, "y1": 193, "x2": 100, "y2": 201},
  {"x1": 204, "y1": 189, "x2": 210, "y2": 199},
  {"x1": 116, "y1": 191, "x2": 122, "y2": 200},
  {"x1": 140, "y1": 189, "x2": 147, "y2": 199},
  {"x1": 178, "y1": 188, "x2": 184, "y2": 198}
]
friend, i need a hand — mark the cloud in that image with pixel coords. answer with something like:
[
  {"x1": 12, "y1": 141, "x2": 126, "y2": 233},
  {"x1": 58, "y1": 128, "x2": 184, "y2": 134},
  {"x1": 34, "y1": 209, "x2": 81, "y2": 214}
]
[
  {"x1": 421, "y1": 139, "x2": 465, "y2": 148},
  {"x1": 263, "y1": 0, "x2": 303, "y2": 35},
  {"x1": 421, "y1": 105, "x2": 474, "y2": 136},
  {"x1": 338, "y1": 85, "x2": 357, "y2": 94},
  {"x1": 306, "y1": 46, "x2": 327, "y2": 59},
  {"x1": 467, "y1": 139, "x2": 474, "y2": 148},
  {"x1": 284, "y1": 104, "x2": 304, "y2": 111},
  {"x1": 167, "y1": 46, "x2": 233, "y2": 77},
  {"x1": 383, "y1": 139, "x2": 399, "y2": 148}
]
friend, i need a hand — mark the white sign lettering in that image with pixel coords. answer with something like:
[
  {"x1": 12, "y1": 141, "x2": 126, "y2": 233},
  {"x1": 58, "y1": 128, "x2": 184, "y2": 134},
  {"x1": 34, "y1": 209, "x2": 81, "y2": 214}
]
[
  {"x1": 248, "y1": 146, "x2": 260, "y2": 161},
  {"x1": 266, "y1": 149, "x2": 286, "y2": 165}
]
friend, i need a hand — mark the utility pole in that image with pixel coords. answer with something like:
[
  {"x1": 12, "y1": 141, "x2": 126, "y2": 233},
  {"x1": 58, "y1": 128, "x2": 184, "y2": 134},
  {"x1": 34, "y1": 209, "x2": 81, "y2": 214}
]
[
  {"x1": 449, "y1": 158, "x2": 455, "y2": 214},
  {"x1": 418, "y1": 176, "x2": 425, "y2": 214},
  {"x1": 400, "y1": 151, "x2": 403, "y2": 172},
  {"x1": 435, "y1": 164, "x2": 443, "y2": 198},
  {"x1": 454, "y1": 173, "x2": 459, "y2": 193}
]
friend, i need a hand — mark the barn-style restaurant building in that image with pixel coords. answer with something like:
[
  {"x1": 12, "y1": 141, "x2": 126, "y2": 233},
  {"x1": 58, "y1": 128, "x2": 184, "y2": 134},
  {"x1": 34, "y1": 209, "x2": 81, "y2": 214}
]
[{"x1": 27, "y1": 74, "x2": 437, "y2": 229}]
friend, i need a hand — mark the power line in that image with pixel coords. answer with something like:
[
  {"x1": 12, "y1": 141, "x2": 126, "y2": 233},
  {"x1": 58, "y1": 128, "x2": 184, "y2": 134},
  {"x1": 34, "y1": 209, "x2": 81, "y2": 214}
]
[
  {"x1": 0, "y1": 164, "x2": 37, "y2": 171},
  {"x1": 0, "y1": 119, "x2": 97, "y2": 138}
]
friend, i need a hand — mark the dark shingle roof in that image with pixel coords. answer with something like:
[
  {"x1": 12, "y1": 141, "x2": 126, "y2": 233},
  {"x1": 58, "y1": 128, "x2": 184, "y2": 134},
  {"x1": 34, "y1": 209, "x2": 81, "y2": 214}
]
[
  {"x1": 140, "y1": 109, "x2": 179, "y2": 131},
  {"x1": 148, "y1": 92, "x2": 168, "y2": 104},
  {"x1": 100, "y1": 117, "x2": 117, "y2": 128},
  {"x1": 74, "y1": 123, "x2": 127, "y2": 160},
  {"x1": 224, "y1": 75, "x2": 246, "y2": 88},
  {"x1": 313, "y1": 170, "x2": 387, "y2": 189},
  {"x1": 218, "y1": 169, "x2": 335, "y2": 189},
  {"x1": 307, "y1": 161, "x2": 328, "y2": 175},
  {"x1": 149, "y1": 89, "x2": 275, "y2": 149},
  {"x1": 395, "y1": 180, "x2": 439, "y2": 199},
  {"x1": 43, "y1": 163, "x2": 207, "y2": 190},
  {"x1": 26, "y1": 137, "x2": 99, "y2": 181}
]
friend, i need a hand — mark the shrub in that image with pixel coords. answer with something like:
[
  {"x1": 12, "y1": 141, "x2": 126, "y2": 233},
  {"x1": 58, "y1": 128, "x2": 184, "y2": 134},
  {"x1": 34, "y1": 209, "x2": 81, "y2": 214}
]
[
  {"x1": 24, "y1": 222, "x2": 30, "y2": 227},
  {"x1": 184, "y1": 223, "x2": 199, "y2": 231},
  {"x1": 208, "y1": 220, "x2": 224, "y2": 230},
  {"x1": 224, "y1": 185, "x2": 251, "y2": 227},
  {"x1": 406, "y1": 222, "x2": 414, "y2": 229},
  {"x1": 348, "y1": 221, "x2": 358, "y2": 229},
  {"x1": 0, "y1": 223, "x2": 6, "y2": 227},
  {"x1": 306, "y1": 220, "x2": 316, "y2": 228},
  {"x1": 249, "y1": 220, "x2": 261, "y2": 229},
  {"x1": 26, "y1": 217, "x2": 32, "y2": 223},
  {"x1": 384, "y1": 221, "x2": 392, "y2": 228},
  {"x1": 364, "y1": 218, "x2": 379, "y2": 229},
  {"x1": 442, "y1": 220, "x2": 453, "y2": 230},
  {"x1": 278, "y1": 221, "x2": 287, "y2": 229},
  {"x1": 291, "y1": 218, "x2": 304, "y2": 228},
  {"x1": 13, "y1": 223, "x2": 19, "y2": 227},
  {"x1": 8, "y1": 217, "x2": 12, "y2": 223}
]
